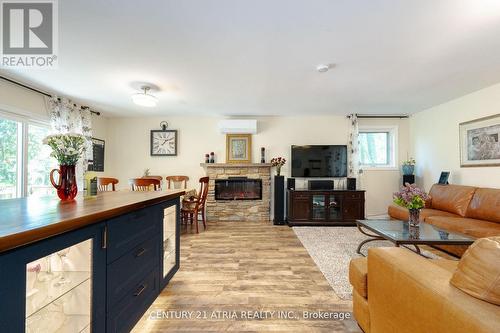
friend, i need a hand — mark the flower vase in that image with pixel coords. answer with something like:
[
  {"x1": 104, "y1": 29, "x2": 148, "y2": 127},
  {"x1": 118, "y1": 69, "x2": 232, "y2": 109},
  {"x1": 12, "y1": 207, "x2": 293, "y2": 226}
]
[
  {"x1": 50, "y1": 165, "x2": 78, "y2": 201},
  {"x1": 402, "y1": 165, "x2": 415, "y2": 176},
  {"x1": 276, "y1": 166, "x2": 281, "y2": 177},
  {"x1": 408, "y1": 208, "x2": 421, "y2": 227}
]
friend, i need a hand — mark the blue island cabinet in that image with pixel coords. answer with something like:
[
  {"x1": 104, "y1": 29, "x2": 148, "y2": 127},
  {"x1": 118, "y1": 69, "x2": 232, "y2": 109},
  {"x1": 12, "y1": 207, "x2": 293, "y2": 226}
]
[
  {"x1": 106, "y1": 199, "x2": 180, "y2": 333},
  {"x1": 0, "y1": 196, "x2": 181, "y2": 333},
  {"x1": 0, "y1": 222, "x2": 107, "y2": 333}
]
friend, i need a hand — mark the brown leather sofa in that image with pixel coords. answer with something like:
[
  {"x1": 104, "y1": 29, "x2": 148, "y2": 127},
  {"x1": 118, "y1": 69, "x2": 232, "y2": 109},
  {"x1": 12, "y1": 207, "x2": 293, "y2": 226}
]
[
  {"x1": 349, "y1": 247, "x2": 500, "y2": 333},
  {"x1": 388, "y1": 184, "x2": 500, "y2": 256}
]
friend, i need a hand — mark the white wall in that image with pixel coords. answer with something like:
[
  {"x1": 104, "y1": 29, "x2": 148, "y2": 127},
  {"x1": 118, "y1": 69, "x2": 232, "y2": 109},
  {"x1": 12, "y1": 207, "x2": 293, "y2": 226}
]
[
  {"x1": 0, "y1": 80, "x2": 110, "y2": 173},
  {"x1": 106, "y1": 115, "x2": 409, "y2": 216},
  {"x1": 410, "y1": 82, "x2": 500, "y2": 191}
]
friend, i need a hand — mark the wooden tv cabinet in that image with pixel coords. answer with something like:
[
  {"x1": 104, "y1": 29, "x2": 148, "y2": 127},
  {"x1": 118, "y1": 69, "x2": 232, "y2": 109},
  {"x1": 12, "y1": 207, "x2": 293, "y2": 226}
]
[{"x1": 287, "y1": 189, "x2": 365, "y2": 226}]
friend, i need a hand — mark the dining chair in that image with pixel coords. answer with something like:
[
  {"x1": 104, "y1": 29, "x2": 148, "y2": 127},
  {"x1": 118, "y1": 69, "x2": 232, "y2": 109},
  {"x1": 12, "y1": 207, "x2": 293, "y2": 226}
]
[
  {"x1": 129, "y1": 178, "x2": 161, "y2": 191},
  {"x1": 141, "y1": 175, "x2": 163, "y2": 189},
  {"x1": 165, "y1": 175, "x2": 189, "y2": 189},
  {"x1": 181, "y1": 177, "x2": 209, "y2": 233},
  {"x1": 97, "y1": 177, "x2": 119, "y2": 191}
]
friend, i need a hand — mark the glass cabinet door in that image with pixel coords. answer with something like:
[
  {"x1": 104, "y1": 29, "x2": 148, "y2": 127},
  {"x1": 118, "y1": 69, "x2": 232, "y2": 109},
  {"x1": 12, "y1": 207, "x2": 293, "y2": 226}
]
[
  {"x1": 162, "y1": 205, "x2": 177, "y2": 279},
  {"x1": 25, "y1": 239, "x2": 92, "y2": 333},
  {"x1": 312, "y1": 195, "x2": 326, "y2": 220},
  {"x1": 328, "y1": 195, "x2": 342, "y2": 220}
]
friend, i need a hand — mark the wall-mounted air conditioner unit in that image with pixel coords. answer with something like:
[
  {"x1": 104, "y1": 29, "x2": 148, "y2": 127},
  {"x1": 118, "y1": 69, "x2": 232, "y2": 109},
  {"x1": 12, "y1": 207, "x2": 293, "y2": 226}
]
[{"x1": 218, "y1": 119, "x2": 257, "y2": 134}]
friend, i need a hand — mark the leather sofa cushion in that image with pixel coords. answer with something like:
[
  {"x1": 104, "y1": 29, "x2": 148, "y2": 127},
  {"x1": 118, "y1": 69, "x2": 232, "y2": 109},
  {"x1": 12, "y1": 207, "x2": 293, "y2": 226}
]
[
  {"x1": 388, "y1": 204, "x2": 459, "y2": 221},
  {"x1": 352, "y1": 289, "x2": 370, "y2": 333},
  {"x1": 349, "y1": 257, "x2": 368, "y2": 298},
  {"x1": 450, "y1": 237, "x2": 500, "y2": 305},
  {"x1": 429, "y1": 184, "x2": 477, "y2": 217},
  {"x1": 432, "y1": 259, "x2": 459, "y2": 273},
  {"x1": 426, "y1": 216, "x2": 500, "y2": 239},
  {"x1": 433, "y1": 244, "x2": 468, "y2": 258},
  {"x1": 466, "y1": 188, "x2": 500, "y2": 223}
]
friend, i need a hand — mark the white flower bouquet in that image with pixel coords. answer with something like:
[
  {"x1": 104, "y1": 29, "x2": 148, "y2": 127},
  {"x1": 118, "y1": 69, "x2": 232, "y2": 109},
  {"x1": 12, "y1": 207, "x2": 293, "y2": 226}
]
[{"x1": 43, "y1": 133, "x2": 86, "y2": 165}]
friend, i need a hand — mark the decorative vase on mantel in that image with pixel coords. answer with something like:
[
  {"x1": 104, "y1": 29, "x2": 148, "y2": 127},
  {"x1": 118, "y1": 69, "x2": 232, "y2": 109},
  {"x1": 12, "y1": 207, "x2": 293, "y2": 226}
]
[
  {"x1": 50, "y1": 165, "x2": 78, "y2": 201},
  {"x1": 408, "y1": 208, "x2": 421, "y2": 227}
]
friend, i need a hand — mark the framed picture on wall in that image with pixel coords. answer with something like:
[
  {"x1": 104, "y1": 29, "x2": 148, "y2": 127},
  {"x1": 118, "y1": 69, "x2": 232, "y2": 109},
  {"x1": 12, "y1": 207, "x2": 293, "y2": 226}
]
[
  {"x1": 459, "y1": 114, "x2": 500, "y2": 167},
  {"x1": 91, "y1": 138, "x2": 105, "y2": 172},
  {"x1": 226, "y1": 134, "x2": 252, "y2": 163}
]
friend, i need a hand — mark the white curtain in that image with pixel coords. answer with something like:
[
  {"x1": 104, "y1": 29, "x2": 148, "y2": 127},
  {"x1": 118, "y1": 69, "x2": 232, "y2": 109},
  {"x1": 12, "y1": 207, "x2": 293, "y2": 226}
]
[
  {"x1": 348, "y1": 114, "x2": 359, "y2": 179},
  {"x1": 46, "y1": 97, "x2": 93, "y2": 188}
]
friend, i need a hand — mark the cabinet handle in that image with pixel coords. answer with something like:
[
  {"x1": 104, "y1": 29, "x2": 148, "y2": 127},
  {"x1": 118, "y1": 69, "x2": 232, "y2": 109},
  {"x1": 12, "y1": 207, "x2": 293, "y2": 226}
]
[
  {"x1": 102, "y1": 226, "x2": 107, "y2": 249},
  {"x1": 135, "y1": 248, "x2": 147, "y2": 257},
  {"x1": 134, "y1": 284, "x2": 147, "y2": 297}
]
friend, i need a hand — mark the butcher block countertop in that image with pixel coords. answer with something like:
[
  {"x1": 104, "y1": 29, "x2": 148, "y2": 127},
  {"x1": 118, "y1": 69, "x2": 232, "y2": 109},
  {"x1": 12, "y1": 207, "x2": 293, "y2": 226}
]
[{"x1": 0, "y1": 190, "x2": 185, "y2": 253}]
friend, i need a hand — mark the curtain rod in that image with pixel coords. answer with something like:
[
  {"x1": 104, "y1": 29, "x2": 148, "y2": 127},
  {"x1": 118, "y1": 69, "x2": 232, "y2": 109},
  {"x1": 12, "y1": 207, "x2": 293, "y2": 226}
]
[
  {"x1": 347, "y1": 114, "x2": 409, "y2": 119},
  {"x1": 0, "y1": 75, "x2": 101, "y2": 116}
]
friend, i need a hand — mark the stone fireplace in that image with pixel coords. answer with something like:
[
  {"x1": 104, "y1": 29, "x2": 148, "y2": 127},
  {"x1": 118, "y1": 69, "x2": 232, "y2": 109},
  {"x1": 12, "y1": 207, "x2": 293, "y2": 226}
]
[{"x1": 201, "y1": 163, "x2": 271, "y2": 222}]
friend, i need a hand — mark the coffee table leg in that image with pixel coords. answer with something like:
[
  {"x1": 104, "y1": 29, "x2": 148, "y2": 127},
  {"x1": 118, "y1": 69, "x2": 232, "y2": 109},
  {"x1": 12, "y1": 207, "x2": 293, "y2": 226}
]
[
  {"x1": 356, "y1": 223, "x2": 384, "y2": 256},
  {"x1": 400, "y1": 244, "x2": 423, "y2": 256}
]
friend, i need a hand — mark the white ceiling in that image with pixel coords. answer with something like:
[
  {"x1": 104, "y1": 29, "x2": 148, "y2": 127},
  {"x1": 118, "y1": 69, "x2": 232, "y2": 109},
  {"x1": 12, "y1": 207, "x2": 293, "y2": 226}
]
[{"x1": 3, "y1": 0, "x2": 500, "y2": 117}]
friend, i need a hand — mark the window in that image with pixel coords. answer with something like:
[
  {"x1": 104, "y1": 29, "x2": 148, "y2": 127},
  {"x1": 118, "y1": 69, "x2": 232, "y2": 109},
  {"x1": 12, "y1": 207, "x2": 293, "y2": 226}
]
[
  {"x1": 359, "y1": 126, "x2": 397, "y2": 169},
  {"x1": 28, "y1": 124, "x2": 56, "y2": 197},
  {"x1": 0, "y1": 113, "x2": 56, "y2": 199},
  {"x1": 0, "y1": 117, "x2": 21, "y2": 199}
]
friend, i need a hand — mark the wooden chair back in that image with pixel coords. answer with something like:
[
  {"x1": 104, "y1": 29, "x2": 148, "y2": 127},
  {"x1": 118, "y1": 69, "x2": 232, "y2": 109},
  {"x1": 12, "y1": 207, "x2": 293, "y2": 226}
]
[
  {"x1": 166, "y1": 175, "x2": 189, "y2": 189},
  {"x1": 97, "y1": 177, "x2": 119, "y2": 191},
  {"x1": 196, "y1": 177, "x2": 210, "y2": 210},
  {"x1": 141, "y1": 176, "x2": 163, "y2": 189},
  {"x1": 129, "y1": 178, "x2": 161, "y2": 191}
]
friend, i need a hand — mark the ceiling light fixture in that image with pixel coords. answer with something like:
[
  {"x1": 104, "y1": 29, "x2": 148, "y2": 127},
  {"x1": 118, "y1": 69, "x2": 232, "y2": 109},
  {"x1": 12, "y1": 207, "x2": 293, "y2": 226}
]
[
  {"x1": 132, "y1": 86, "x2": 158, "y2": 107},
  {"x1": 316, "y1": 64, "x2": 332, "y2": 73}
]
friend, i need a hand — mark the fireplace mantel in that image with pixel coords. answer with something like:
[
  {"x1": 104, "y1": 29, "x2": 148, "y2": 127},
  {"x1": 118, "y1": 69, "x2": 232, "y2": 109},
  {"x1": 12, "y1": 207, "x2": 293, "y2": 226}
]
[
  {"x1": 200, "y1": 163, "x2": 272, "y2": 168},
  {"x1": 202, "y1": 163, "x2": 271, "y2": 222}
]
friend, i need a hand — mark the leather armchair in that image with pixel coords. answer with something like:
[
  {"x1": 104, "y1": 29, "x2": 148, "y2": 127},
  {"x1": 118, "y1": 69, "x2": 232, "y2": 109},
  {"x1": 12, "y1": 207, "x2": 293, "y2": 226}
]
[{"x1": 350, "y1": 248, "x2": 500, "y2": 333}]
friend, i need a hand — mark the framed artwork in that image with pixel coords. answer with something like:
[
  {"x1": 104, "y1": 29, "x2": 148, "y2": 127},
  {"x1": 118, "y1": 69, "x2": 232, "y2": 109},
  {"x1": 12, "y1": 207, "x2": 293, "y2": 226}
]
[
  {"x1": 91, "y1": 138, "x2": 105, "y2": 172},
  {"x1": 226, "y1": 134, "x2": 252, "y2": 163},
  {"x1": 438, "y1": 171, "x2": 450, "y2": 184},
  {"x1": 151, "y1": 129, "x2": 177, "y2": 156},
  {"x1": 459, "y1": 114, "x2": 500, "y2": 167}
]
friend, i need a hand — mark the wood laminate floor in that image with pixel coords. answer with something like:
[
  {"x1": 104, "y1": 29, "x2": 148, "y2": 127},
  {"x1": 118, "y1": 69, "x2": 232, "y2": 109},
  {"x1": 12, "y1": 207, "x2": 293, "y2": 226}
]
[{"x1": 132, "y1": 221, "x2": 361, "y2": 332}]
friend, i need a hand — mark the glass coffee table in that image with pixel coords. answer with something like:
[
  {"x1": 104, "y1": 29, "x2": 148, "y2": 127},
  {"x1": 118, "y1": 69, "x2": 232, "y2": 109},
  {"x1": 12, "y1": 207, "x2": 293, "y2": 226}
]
[{"x1": 355, "y1": 219, "x2": 475, "y2": 256}]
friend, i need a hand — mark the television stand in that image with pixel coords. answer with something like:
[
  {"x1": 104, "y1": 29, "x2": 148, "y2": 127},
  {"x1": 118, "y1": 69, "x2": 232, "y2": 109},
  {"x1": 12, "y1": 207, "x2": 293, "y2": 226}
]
[{"x1": 286, "y1": 189, "x2": 365, "y2": 226}]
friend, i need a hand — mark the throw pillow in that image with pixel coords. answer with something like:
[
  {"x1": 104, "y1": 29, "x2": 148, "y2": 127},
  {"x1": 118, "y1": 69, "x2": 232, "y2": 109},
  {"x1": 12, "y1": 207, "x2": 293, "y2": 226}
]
[{"x1": 450, "y1": 236, "x2": 500, "y2": 305}]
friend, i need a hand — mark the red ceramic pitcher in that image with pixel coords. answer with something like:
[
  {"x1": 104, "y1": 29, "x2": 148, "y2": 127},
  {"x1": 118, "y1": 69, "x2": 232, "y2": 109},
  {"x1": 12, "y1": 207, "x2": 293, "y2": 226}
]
[{"x1": 50, "y1": 165, "x2": 78, "y2": 201}]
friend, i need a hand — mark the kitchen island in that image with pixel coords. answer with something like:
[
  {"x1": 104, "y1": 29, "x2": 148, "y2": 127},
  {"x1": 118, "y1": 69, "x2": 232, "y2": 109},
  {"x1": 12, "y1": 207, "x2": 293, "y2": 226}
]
[{"x1": 0, "y1": 190, "x2": 184, "y2": 333}]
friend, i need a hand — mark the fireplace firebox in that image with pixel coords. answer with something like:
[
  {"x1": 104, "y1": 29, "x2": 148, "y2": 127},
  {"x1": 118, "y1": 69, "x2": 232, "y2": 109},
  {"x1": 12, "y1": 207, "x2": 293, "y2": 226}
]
[{"x1": 215, "y1": 178, "x2": 262, "y2": 200}]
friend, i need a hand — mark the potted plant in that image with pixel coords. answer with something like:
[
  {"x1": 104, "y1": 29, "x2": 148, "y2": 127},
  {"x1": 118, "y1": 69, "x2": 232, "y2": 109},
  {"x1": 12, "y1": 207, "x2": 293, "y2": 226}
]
[
  {"x1": 271, "y1": 157, "x2": 286, "y2": 176},
  {"x1": 402, "y1": 158, "x2": 416, "y2": 175},
  {"x1": 393, "y1": 183, "x2": 430, "y2": 226},
  {"x1": 44, "y1": 133, "x2": 86, "y2": 201}
]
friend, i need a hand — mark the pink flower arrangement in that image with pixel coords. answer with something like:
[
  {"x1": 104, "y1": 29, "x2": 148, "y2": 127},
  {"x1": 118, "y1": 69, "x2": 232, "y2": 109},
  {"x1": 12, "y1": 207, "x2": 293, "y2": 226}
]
[{"x1": 393, "y1": 183, "x2": 429, "y2": 210}]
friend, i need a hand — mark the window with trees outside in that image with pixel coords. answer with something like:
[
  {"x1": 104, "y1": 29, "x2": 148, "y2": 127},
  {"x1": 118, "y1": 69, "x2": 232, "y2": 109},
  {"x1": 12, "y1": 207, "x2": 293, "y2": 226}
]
[
  {"x1": 359, "y1": 126, "x2": 397, "y2": 169},
  {"x1": 0, "y1": 113, "x2": 56, "y2": 199}
]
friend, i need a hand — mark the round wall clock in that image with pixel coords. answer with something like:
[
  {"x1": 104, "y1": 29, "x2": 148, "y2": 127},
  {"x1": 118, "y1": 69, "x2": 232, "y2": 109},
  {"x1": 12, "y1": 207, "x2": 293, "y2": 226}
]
[{"x1": 150, "y1": 124, "x2": 177, "y2": 156}]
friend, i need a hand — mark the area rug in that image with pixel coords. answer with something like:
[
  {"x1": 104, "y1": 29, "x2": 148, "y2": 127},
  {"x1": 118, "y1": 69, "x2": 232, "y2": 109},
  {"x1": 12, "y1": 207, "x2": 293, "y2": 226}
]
[{"x1": 293, "y1": 226, "x2": 441, "y2": 300}]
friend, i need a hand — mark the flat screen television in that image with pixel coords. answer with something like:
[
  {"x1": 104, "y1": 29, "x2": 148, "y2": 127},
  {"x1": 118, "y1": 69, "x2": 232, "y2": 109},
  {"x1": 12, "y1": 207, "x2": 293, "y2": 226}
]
[{"x1": 291, "y1": 145, "x2": 348, "y2": 177}]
